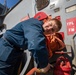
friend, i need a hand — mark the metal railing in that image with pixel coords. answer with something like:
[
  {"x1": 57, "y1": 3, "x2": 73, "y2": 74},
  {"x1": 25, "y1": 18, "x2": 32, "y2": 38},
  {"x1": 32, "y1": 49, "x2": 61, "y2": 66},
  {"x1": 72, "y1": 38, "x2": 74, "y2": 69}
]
[
  {"x1": 71, "y1": 33, "x2": 76, "y2": 75},
  {"x1": 71, "y1": 33, "x2": 76, "y2": 57}
]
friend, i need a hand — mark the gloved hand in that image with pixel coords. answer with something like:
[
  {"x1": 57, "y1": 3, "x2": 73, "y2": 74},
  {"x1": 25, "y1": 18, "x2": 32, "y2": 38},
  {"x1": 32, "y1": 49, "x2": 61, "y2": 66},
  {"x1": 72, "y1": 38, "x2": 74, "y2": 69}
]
[
  {"x1": 26, "y1": 63, "x2": 53, "y2": 75},
  {"x1": 36, "y1": 63, "x2": 52, "y2": 73}
]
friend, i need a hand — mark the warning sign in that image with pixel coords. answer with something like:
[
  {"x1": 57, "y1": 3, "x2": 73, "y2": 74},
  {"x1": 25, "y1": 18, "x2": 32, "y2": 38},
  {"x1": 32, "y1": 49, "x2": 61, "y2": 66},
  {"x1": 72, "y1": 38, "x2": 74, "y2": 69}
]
[{"x1": 66, "y1": 17, "x2": 76, "y2": 35}]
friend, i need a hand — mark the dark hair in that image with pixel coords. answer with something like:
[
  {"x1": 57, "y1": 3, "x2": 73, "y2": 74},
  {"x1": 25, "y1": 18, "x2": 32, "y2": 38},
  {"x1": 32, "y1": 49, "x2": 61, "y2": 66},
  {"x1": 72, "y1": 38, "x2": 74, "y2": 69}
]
[{"x1": 51, "y1": 18, "x2": 62, "y2": 31}]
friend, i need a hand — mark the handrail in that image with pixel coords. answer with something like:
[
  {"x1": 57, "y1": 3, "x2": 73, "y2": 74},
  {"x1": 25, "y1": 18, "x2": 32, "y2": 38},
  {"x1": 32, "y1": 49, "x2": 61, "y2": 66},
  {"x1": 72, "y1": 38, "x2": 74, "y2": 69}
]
[
  {"x1": 71, "y1": 33, "x2": 76, "y2": 65},
  {"x1": 71, "y1": 33, "x2": 76, "y2": 75},
  {"x1": 20, "y1": 50, "x2": 32, "y2": 75},
  {"x1": 73, "y1": 33, "x2": 76, "y2": 39},
  {"x1": 71, "y1": 33, "x2": 76, "y2": 51}
]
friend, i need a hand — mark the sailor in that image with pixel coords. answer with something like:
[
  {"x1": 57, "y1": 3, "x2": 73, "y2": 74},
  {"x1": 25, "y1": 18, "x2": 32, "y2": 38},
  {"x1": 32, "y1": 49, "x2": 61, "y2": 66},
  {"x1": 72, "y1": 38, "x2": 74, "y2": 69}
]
[{"x1": 0, "y1": 12, "x2": 62, "y2": 75}]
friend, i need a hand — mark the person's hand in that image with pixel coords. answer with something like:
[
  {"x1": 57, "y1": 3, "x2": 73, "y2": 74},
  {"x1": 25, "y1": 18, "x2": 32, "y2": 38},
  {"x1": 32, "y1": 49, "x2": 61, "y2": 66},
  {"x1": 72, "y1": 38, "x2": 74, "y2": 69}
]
[
  {"x1": 36, "y1": 63, "x2": 52, "y2": 73},
  {"x1": 26, "y1": 63, "x2": 53, "y2": 75}
]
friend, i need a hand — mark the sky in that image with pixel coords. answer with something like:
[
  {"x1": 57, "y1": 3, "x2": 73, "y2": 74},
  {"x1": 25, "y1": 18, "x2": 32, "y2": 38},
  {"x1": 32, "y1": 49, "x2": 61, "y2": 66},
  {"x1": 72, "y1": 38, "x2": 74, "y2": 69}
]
[{"x1": 0, "y1": 0, "x2": 19, "y2": 8}]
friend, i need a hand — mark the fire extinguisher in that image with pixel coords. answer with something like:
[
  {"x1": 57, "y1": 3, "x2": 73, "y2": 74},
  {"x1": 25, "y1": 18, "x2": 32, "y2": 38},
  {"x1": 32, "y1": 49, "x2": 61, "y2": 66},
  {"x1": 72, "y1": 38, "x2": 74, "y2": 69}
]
[{"x1": 53, "y1": 56, "x2": 71, "y2": 75}]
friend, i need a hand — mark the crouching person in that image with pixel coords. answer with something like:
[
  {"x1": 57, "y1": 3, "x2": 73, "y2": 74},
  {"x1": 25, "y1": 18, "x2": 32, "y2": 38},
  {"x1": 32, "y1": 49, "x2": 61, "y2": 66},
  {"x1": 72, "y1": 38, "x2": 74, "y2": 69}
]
[{"x1": 0, "y1": 12, "x2": 62, "y2": 75}]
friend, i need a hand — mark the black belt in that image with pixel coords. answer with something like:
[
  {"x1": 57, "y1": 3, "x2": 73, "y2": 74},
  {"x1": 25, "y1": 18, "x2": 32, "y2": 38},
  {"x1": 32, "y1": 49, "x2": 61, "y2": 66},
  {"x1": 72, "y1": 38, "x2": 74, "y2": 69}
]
[{"x1": 2, "y1": 36, "x2": 23, "y2": 51}]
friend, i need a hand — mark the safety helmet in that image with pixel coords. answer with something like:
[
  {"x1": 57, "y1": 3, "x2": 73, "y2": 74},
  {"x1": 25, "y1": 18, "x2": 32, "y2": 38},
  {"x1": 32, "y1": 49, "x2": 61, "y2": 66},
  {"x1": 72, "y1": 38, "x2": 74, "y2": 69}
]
[{"x1": 34, "y1": 12, "x2": 48, "y2": 21}]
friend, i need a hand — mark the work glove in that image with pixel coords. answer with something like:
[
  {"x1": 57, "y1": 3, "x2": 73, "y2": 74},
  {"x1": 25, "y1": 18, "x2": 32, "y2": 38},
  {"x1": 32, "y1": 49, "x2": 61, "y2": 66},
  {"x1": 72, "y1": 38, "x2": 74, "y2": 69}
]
[
  {"x1": 36, "y1": 63, "x2": 53, "y2": 73},
  {"x1": 26, "y1": 63, "x2": 53, "y2": 75}
]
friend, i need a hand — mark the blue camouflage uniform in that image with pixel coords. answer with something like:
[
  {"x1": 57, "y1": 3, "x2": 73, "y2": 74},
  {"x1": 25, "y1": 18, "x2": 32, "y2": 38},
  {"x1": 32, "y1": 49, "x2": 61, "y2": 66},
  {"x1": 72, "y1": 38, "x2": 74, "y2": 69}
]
[{"x1": 0, "y1": 18, "x2": 48, "y2": 75}]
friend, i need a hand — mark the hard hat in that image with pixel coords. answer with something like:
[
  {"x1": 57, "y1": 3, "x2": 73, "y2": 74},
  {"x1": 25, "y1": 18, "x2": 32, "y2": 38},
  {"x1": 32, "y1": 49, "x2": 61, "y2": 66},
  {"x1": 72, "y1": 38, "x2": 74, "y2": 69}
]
[{"x1": 34, "y1": 12, "x2": 48, "y2": 20}]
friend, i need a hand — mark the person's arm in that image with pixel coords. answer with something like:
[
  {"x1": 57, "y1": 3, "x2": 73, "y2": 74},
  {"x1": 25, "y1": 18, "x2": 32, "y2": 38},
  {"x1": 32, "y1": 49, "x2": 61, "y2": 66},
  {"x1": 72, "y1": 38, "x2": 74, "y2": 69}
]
[
  {"x1": 22, "y1": 19, "x2": 49, "y2": 69},
  {"x1": 25, "y1": 29, "x2": 48, "y2": 68}
]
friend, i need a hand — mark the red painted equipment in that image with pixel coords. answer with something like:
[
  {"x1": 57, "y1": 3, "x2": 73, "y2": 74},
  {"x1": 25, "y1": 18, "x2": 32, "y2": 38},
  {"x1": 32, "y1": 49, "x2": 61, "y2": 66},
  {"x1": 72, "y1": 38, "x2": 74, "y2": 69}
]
[{"x1": 54, "y1": 56, "x2": 71, "y2": 75}]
